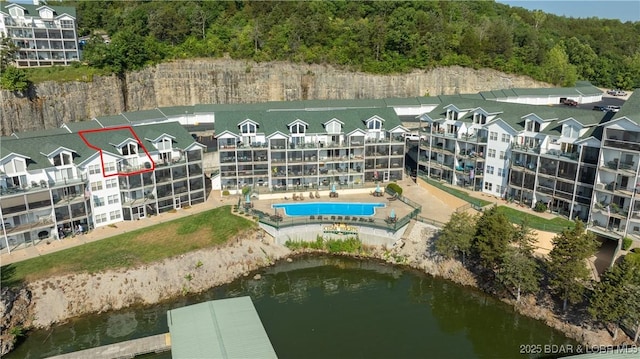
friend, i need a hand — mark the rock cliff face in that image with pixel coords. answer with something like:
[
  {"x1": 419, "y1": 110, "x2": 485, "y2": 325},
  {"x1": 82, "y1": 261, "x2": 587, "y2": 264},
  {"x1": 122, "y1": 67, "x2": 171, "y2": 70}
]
[
  {"x1": 0, "y1": 60, "x2": 549, "y2": 135},
  {"x1": 0, "y1": 287, "x2": 32, "y2": 356}
]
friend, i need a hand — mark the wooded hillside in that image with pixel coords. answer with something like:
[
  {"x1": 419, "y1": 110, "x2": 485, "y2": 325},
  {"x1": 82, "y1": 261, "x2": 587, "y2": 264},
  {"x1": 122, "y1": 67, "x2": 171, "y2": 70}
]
[{"x1": 61, "y1": 1, "x2": 640, "y2": 90}]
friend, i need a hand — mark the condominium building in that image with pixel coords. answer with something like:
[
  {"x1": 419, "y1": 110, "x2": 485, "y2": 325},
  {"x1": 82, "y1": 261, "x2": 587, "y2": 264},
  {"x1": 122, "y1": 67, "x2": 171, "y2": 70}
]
[
  {"x1": 416, "y1": 97, "x2": 605, "y2": 224},
  {"x1": 213, "y1": 106, "x2": 408, "y2": 191},
  {"x1": 0, "y1": 1, "x2": 79, "y2": 67},
  {"x1": 1, "y1": 122, "x2": 206, "y2": 252},
  {"x1": 4, "y1": 81, "x2": 632, "y2": 252}
]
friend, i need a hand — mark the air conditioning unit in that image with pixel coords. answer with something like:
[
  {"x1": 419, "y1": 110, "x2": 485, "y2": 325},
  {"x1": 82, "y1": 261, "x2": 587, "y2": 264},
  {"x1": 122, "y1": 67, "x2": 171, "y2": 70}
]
[{"x1": 596, "y1": 183, "x2": 605, "y2": 190}]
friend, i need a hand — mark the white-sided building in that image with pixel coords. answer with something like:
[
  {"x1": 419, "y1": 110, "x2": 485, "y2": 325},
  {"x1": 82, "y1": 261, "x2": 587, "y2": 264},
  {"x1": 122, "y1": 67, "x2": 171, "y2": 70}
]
[{"x1": 0, "y1": 1, "x2": 80, "y2": 68}]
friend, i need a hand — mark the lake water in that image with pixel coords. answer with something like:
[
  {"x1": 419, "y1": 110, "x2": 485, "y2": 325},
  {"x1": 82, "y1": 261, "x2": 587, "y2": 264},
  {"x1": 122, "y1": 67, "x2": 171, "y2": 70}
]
[{"x1": 7, "y1": 255, "x2": 575, "y2": 359}]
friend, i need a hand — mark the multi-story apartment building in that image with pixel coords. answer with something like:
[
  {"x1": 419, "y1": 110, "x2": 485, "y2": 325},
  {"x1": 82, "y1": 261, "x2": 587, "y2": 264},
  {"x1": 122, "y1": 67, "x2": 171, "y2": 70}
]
[
  {"x1": 0, "y1": 1, "x2": 79, "y2": 67},
  {"x1": 4, "y1": 81, "x2": 629, "y2": 252},
  {"x1": 1, "y1": 122, "x2": 206, "y2": 252},
  {"x1": 589, "y1": 93, "x2": 640, "y2": 241},
  {"x1": 417, "y1": 97, "x2": 606, "y2": 223},
  {"x1": 213, "y1": 107, "x2": 408, "y2": 191}
]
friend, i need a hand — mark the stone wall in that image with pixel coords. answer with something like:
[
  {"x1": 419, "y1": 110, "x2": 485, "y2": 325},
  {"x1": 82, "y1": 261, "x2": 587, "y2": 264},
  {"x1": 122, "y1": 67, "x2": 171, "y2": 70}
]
[{"x1": 0, "y1": 60, "x2": 549, "y2": 135}]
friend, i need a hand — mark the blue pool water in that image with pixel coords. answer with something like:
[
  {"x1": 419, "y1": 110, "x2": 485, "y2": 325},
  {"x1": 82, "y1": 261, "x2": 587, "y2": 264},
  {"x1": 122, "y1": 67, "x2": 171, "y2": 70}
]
[{"x1": 273, "y1": 202, "x2": 385, "y2": 217}]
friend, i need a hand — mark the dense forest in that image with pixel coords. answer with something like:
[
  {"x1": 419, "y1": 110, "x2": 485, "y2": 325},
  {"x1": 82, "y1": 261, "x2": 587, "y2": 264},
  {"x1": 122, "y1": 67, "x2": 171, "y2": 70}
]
[{"x1": 6, "y1": 1, "x2": 640, "y2": 90}]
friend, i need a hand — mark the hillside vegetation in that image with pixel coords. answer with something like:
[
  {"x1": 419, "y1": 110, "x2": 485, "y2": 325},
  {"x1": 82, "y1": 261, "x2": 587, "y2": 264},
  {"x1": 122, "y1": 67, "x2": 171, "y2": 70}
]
[{"x1": 14, "y1": 1, "x2": 640, "y2": 89}]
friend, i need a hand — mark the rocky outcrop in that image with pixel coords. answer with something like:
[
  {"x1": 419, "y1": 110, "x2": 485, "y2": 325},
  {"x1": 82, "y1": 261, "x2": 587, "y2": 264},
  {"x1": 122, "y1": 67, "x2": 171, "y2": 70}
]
[
  {"x1": 0, "y1": 287, "x2": 33, "y2": 356},
  {"x1": 0, "y1": 60, "x2": 549, "y2": 135}
]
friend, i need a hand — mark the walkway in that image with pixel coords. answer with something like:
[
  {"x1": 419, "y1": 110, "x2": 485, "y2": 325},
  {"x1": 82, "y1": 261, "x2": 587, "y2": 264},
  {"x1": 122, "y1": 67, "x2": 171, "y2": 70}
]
[
  {"x1": 1, "y1": 179, "x2": 467, "y2": 265},
  {"x1": 1, "y1": 191, "x2": 235, "y2": 266},
  {"x1": 46, "y1": 333, "x2": 170, "y2": 359}
]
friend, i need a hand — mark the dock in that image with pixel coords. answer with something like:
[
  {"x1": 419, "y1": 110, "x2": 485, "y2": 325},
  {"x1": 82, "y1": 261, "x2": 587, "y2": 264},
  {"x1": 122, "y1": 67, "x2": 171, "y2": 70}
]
[{"x1": 47, "y1": 333, "x2": 171, "y2": 359}]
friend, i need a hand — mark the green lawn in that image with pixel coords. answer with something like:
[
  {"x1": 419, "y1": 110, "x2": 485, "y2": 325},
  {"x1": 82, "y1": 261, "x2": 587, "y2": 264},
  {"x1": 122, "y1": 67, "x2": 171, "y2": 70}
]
[
  {"x1": 25, "y1": 65, "x2": 111, "y2": 83},
  {"x1": 496, "y1": 206, "x2": 575, "y2": 233},
  {"x1": 420, "y1": 176, "x2": 492, "y2": 208},
  {"x1": 1, "y1": 206, "x2": 254, "y2": 287},
  {"x1": 419, "y1": 176, "x2": 574, "y2": 233}
]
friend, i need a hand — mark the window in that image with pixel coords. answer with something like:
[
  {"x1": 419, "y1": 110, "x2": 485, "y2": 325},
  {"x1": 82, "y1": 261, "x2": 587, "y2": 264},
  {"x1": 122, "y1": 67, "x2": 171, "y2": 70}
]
[
  {"x1": 60, "y1": 20, "x2": 74, "y2": 28},
  {"x1": 122, "y1": 143, "x2": 138, "y2": 156},
  {"x1": 501, "y1": 134, "x2": 510, "y2": 143},
  {"x1": 484, "y1": 182, "x2": 493, "y2": 191},
  {"x1": 109, "y1": 210, "x2": 121, "y2": 221},
  {"x1": 367, "y1": 119, "x2": 382, "y2": 130},
  {"x1": 90, "y1": 181, "x2": 103, "y2": 191},
  {"x1": 95, "y1": 213, "x2": 107, "y2": 224},
  {"x1": 498, "y1": 168, "x2": 504, "y2": 177},
  {"x1": 488, "y1": 149, "x2": 496, "y2": 158},
  {"x1": 4, "y1": 158, "x2": 26, "y2": 174},
  {"x1": 446, "y1": 110, "x2": 459, "y2": 121},
  {"x1": 53, "y1": 152, "x2": 72, "y2": 166},
  {"x1": 290, "y1": 123, "x2": 306, "y2": 134},
  {"x1": 487, "y1": 166, "x2": 494, "y2": 175},
  {"x1": 94, "y1": 197, "x2": 105, "y2": 207},
  {"x1": 474, "y1": 113, "x2": 487, "y2": 125},
  {"x1": 241, "y1": 123, "x2": 256, "y2": 134},
  {"x1": 157, "y1": 138, "x2": 172, "y2": 151},
  {"x1": 490, "y1": 131, "x2": 498, "y2": 141},
  {"x1": 88, "y1": 164, "x2": 101, "y2": 174},
  {"x1": 499, "y1": 151, "x2": 505, "y2": 160},
  {"x1": 496, "y1": 184, "x2": 502, "y2": 194},
  {"x1": 104, "y1": 162, "x2": 116, "y2": 172},
  {"x1": 107, "y1": 194, "x2": 119, "y2": 205},
  {"x1": 105, "y1": 178, "x2": 118, "y2": 189}
]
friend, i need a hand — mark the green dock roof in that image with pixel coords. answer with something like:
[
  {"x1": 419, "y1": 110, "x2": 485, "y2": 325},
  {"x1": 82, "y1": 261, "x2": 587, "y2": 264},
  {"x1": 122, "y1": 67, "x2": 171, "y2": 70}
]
[{"x1": 167, "y1": 296, "x2": 278, "y2": 359}]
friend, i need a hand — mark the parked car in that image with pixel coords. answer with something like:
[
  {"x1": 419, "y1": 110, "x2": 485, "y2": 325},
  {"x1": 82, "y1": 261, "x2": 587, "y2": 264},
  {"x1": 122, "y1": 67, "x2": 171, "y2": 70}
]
[
  {"x1": 607, "y1": 89, "x2": 627, "y2": 96},
  {"x1": 562, "y1": 99, "x2": 578, "y2": 106},
  {"x1": 592, "y1": 105, "x2": 606, "y2": 111},
  {"x1": 605, "y1": 105, "x2": 621, "y2": 112},
  {"x1": 402, "y1": 133, "x2": 427, "y2": 141}
]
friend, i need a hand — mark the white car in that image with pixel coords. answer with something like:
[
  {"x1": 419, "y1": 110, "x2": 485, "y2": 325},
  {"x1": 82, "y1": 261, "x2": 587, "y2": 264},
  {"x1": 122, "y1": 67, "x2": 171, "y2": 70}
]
[
  {"x1": 607, "y1": 89, "x2": 627, "y2": 96},
  {"x1": 402, "y1": 133, "x2": 427, "y2": 141},
  {"x1": 605, "y1": 105, "x2": 620, "y2": 112}
]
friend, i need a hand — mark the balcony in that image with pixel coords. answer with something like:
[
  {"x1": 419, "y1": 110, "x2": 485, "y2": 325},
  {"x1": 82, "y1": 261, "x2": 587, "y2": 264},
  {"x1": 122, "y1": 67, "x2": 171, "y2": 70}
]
[
  {"x1": 512, "y1": 143, "x2": 540, "y2": 154},
  {"x1": 542, "y1": 149, "x2": 579, "y2": 161},
  {"x1": 4, "y1": 215, "x2": 54, "y2": 235},
  {"x1": 604, "y1": 138, "x2": 640, "y2": 152}
]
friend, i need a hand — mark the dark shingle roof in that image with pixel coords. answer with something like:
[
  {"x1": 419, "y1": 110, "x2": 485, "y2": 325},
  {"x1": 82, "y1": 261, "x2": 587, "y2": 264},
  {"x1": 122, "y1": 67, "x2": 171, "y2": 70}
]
[
  {"x1": 214, "y1": 107, "x2": 402, "y2": 137},
  {"x1": 1, "y1": 2, "x2": 76, "y2": 19},
  {"x1": 1, "y1": 122, "x2": 200, "y2": 170}
]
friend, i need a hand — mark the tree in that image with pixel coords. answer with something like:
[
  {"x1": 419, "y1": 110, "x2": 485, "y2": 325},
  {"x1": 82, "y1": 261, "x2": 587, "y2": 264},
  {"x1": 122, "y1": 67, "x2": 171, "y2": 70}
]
[
  {"x1": 435, "y1": 211, "x2": 476, "y2": 265},
  {"x1": 0, "y1": 34, "x2": 19, "y2": 72},
  {"x1": 497, "y1": 220, "x2": 539, "y2": 302},
  {"x1": 541, "y1": 44, "x2": 578, "y2": 86},
  {"x1": 0, "y1": 65, "x2": 30, "y2": 92},
  {"x1": 472, "y1": 206, "x2": 513, "y2": 271},
  {"x1": 588, "y1": 257, "x2": 640, "y2": 340},
  {"x1": 547, "y1": 219, "x2": 598, "y2": 311}
]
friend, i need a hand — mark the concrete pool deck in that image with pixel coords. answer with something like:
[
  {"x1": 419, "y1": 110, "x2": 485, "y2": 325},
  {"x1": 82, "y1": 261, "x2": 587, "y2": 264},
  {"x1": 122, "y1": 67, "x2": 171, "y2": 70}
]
[{"x1": 0, "y1": 178, "x2": 470, "y2": 264}]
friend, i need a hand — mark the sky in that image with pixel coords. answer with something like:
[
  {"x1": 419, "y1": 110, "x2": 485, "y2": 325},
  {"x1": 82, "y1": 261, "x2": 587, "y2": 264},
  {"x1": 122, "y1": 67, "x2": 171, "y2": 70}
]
[{"x1": 498, "y1": 0, "x2": 640, "y2": 23}]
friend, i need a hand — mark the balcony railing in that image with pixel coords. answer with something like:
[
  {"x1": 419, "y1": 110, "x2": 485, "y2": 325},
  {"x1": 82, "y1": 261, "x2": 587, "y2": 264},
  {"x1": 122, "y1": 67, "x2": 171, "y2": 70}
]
[
  {"x1": 604, "y1": 139, "x2": 640, "y2": 152},
  {"x1": 511, "y1": 143, "x2": 540, "y2": 154}
]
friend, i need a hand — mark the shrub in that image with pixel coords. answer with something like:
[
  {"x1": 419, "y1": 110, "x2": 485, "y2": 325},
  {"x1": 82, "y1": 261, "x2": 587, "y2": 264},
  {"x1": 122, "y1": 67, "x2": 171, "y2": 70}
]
[
  {"x1": 386, "y1": 183, "x2": 403, "y2": 196},
  {"x1": 222, "y1": 190, "x2": 230, "y2": 196},
  {"x1": 534, "y1": 201, "x2": 547, "y2": 213},
  {"x1": 622, "y1": 237, "x2": 633, "y2": 251}
]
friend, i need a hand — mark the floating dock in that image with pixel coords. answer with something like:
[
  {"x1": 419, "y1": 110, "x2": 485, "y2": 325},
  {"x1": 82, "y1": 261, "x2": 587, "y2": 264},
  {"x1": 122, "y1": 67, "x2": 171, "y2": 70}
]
[{"x1": 47, "y1": 333, "x2": 171, "y2": 359}]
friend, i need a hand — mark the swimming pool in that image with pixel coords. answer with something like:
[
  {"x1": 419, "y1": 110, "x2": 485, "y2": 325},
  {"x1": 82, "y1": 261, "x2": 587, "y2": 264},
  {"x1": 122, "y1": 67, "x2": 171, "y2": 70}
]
[{"x1": 273, "y1": 202, "x2": 385, "y2": 217}]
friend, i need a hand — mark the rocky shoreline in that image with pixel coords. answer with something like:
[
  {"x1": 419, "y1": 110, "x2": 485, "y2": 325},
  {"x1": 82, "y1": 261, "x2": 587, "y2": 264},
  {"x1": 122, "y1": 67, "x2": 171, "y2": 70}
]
[{"x1": 0, "y1": 223, "x2": 628, "y2": 356}]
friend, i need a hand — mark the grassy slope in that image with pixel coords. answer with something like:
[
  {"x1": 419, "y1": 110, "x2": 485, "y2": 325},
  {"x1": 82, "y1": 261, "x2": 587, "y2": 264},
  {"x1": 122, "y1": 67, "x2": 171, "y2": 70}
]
[{"x1": 1, "y1": 206, "x2": 254, "y2": 286}]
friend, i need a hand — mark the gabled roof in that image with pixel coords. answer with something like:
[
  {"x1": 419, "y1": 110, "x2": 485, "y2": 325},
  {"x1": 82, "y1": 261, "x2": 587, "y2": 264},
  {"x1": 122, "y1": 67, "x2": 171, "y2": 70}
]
[
  {"x1": 0, "y1": 122, "x2": 200, "y2": 171},
  {"x1": 1, "y1": 2, "x2": 76, "y2": 19},
  {"x1": 10, "y1": 128, "x2": 70, "y2": 138},
  {"x1": 94, "y1": 115, "x2": 130, "y2": 128}
]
